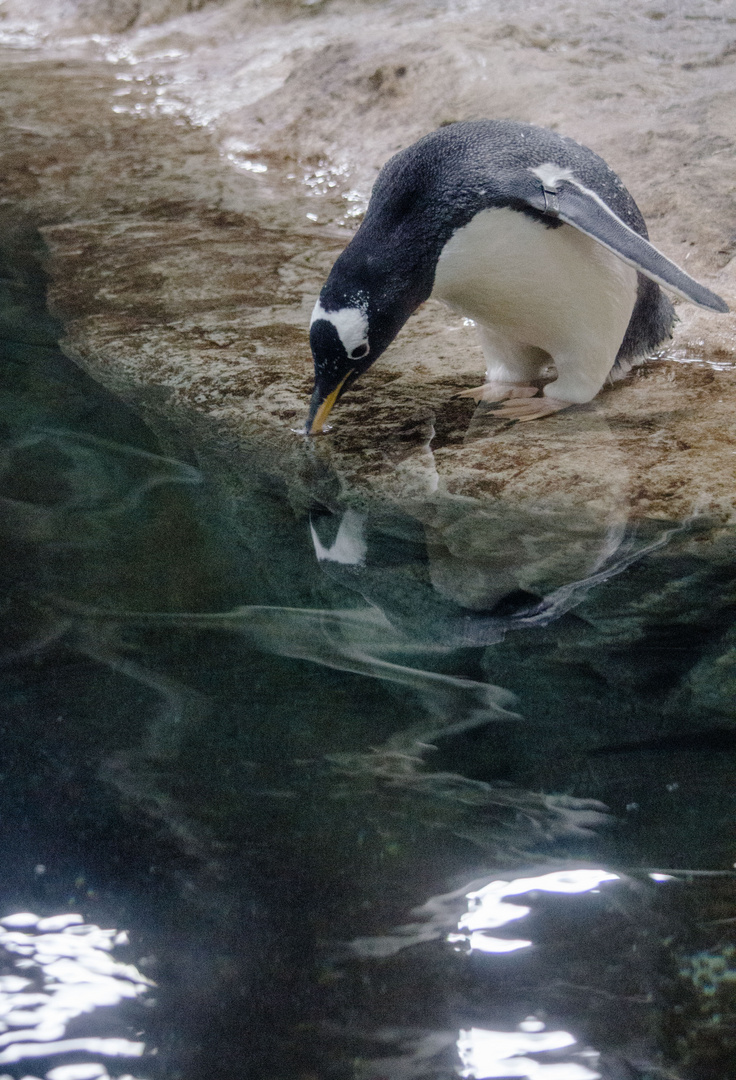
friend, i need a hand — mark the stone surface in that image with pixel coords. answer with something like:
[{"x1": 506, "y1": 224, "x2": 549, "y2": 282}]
[
  {"x1": 0, "y1": 0, "x2": 735, "y2": 605},
  {"x1": 3, "y1": 17, "x2": 736, "y2": 1076}
]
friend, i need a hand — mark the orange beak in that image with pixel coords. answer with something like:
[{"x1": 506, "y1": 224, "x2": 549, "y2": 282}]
[{"x1": 306, "y1": 370, "x2": 354, "y2": 434}]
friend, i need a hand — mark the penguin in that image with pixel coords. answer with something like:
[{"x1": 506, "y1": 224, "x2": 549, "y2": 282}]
[{"x1": 305, "y1": 119, "x2": 728, "y2": 433}]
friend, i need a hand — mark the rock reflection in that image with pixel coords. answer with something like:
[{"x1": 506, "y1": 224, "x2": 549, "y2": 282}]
[
  {"x1": 2, "y1": 223, "x2": 736, "y2": 1079},
  {"x1": 0, "y1": 429, "x2": 201, "y2": 519},
  {"x1": 310, "y1": 505, "x2": 692, "y2": 647},
  {"x1": 40, "y1": 596, "x2": 520, "y2": 747}
]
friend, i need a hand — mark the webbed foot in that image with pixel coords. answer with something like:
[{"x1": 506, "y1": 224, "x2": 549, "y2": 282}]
[
  {"x1": 457, "y1": 382, "x2": 539, "y2": 403},
  {"x1": 491, "y1": 396, "x2": 572, "y2": 421}
]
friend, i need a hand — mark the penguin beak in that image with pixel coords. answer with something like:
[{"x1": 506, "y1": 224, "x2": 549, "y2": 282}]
[{"x1": 305, "y1": 370, "x2": 354, "y2": 435}]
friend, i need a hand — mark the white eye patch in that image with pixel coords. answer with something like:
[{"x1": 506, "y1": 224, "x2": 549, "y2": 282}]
[
  {"x1": 529, "y1": 162, "x2": 576, "y2": 190},
  {"x1": 311, "y1": 300, "x2": 369, "y2": 357}
]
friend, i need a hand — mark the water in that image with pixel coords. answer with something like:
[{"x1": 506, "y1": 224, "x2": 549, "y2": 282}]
[{"x1": 2, "y1": 219, "x2": 736, "y2": 1080}]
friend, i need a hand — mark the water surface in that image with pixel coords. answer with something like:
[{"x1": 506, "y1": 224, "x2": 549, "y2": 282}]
[{"x1": 1, "y1": 215, "x2": 736, "y2": 1080}]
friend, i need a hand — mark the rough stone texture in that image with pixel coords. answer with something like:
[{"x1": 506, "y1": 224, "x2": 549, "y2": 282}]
[
  {"x1": 3, "y1": 18, "x2": 736, "y2": 1074},
  {"x1": 1, "y1": 0, "x2": 223, "y2": 34},
  {"x1": 0, "y1": 0, "x2": 734, "y2": 605}
]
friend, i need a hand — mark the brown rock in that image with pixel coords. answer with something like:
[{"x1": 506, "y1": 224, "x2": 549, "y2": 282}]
[{"x1": 0, "y1": 0, "x2": 734, "y2": 608}]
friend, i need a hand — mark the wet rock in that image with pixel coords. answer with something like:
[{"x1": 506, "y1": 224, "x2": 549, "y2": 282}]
[
  {"x1": 0, "y1": 3, "x2": 733, "y2": 733},
  {"x1": 0, "y1": 2, "x2": 732, "y2": 538},
  {"x1": 3, "y1": 0, "x2": 222, "y2": 34},
  {"x1": 3, "y1": 18, "x2": 736, "y2": 1078},
  {"x1": 0, "y1": 6, "x2": 733, "y2": 781}
]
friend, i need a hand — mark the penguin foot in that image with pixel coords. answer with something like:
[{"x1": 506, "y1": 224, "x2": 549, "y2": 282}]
[
  {"x1": 491, "y1": 396, "x2": 571, "y2": 421},
  {"x1": 457, "y1": 382, "x2": 539, "y2": 403}
]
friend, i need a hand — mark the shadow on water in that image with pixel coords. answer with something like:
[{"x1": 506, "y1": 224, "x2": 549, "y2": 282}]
[{"x1": 1, "y1": 219, "x2": 736, "y2": 1080}]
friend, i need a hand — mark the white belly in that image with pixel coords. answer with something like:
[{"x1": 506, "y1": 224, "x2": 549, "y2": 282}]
[{"x1": 431, "y1": 206, "x2": 638, "y2": 403}]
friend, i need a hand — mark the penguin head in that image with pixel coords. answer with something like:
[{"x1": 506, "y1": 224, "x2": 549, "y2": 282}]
[
  {"x1": 306, "y1": 301, "x2": 371, "y2": 434},
  {"x1": 305, "y1": 222, "x2": 434, "y2": 433},
  {"x1": 306, "y1": 294, "x2": 405, "y2": 434}
]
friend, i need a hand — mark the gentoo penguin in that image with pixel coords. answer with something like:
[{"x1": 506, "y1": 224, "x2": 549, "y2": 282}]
[{"x1": 305, "y1": 119, "x2": 728, "y2": 432}]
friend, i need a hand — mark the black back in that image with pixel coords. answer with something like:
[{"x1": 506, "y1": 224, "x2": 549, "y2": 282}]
[
  {"x1": 315, "y1": 120, "x2": 678, "y2": 382},
  {"x1": 320, "y1": 120, "x2": 673, "y2": 360}
]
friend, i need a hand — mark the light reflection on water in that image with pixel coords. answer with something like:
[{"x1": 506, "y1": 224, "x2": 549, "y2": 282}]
[
  {"x1": 348, "y1": 870, "x2": 631, "y2": 1077},
  {"x1": 2, "y1": 221, "x2": 736, "y2": 1078},
  {"x1": 347, "y1": 868, "x2": 695, "y2": 1079},
  {"x1": 457, "y1": 1025, "x2": 600, "y2": 1080},
  {"x1": 648, "y1": 346, "x2": 736, "y2": 372},
  {"x1": 349, "y1": 868, "x2": 621, "y2": 961},
  {"x1": 0, "y1": 911, "x2": 150, "y2": 1079},
  {"x1": 447, "y1": 868, "x2": 620, "y2": 954}
]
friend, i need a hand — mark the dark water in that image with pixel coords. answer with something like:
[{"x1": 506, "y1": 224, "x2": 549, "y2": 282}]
[{"x1": 1, "y1": 222, "x2": 736, "y2": 1080}]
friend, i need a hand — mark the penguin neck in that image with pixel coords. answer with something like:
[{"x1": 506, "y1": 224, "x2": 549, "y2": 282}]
[{"x1": 324, "y1": 226, "x2": 437, "y2": 353}]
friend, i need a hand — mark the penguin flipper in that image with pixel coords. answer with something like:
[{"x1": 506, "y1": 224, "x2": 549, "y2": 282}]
[{"x1": 521, "y1": 166, "x2": 729, "y2": 313}]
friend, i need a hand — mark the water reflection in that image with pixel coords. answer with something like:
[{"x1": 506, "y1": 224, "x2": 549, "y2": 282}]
[
  {"x1": 447, "y1": 869, "x2": 620, "y2": 955},
  {"x1": 308, "y1": 505, "x2": 693, "y2": 647},
  {"x1": 350, "y1": 868, "x2": 621, "y2": 960},
  {"x1": 0, "y1": 911, "x2": 150, "y2": 1077},
  {"x1": 457, "y1": 1024, "x2": 600, "y2": 1080},
  {"x1": 2, "y1": 225, "x2": 736, "y2": 1079},
  {"x1": 345, "y1": 867, "x2": 734, "y2": 1079}
]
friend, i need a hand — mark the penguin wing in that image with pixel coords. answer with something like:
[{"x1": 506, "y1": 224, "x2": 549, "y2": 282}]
[{"x1": 517, "y1": 165, "x2": 729, "y2": 313}]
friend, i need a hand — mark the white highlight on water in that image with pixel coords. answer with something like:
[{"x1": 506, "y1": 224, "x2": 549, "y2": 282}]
[
  {"x1": 0, "y1": 911, "x2": 152, "y2": 1075},
  {"x1": 457, "y1": 1025, "x2": 601, "y2": 1079}
]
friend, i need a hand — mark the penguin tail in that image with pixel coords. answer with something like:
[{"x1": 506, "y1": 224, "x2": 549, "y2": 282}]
[{"x1": 614, "y1": 273, "x2": 676, "y2": 368}]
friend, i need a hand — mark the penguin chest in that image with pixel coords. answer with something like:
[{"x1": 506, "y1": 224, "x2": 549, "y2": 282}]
[{"x1": 430, "y1": 206, "x2": 638, "y2": 359}]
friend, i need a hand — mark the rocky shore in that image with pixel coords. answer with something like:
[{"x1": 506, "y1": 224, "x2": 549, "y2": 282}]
[
  {"x1": 3, "y1": 9, "x2": 736, "y2": 1076},
  {"x1": 1, "y1": 0, "x2": 734, "y2": 524}
]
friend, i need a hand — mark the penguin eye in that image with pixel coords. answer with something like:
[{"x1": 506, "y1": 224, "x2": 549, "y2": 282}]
[{"x1": 349, "y1": 343, "x2": 369, "y2": 360}]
